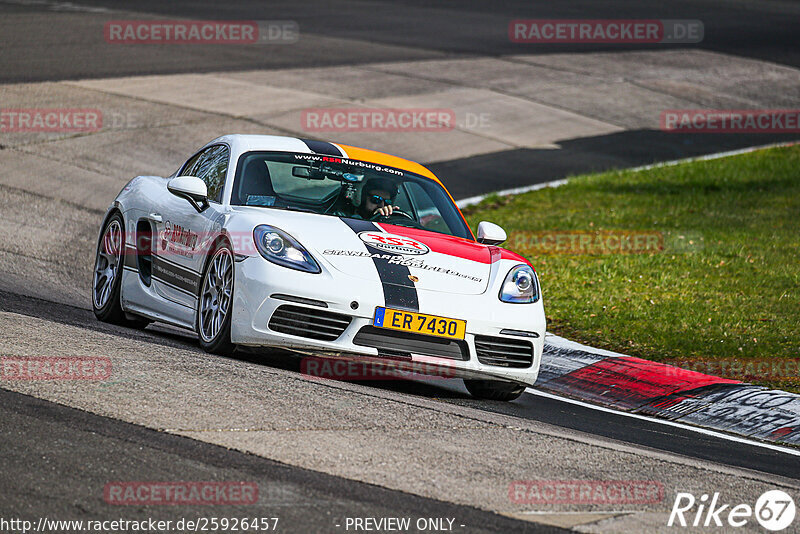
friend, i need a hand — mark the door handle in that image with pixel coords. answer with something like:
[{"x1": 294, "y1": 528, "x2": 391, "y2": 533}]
[{"x1": 147, "y1": 213, "x2": 163, "y2": 223}]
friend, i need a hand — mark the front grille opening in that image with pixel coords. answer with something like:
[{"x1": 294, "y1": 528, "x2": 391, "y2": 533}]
[
  {"x1": 353, "y1": 326, "x2": 468, "y2": 361},
  {"x1": 474, "y1": 335, "x2": 533, "y2": 368},
  {"x1": 270, "y1": 293, "x2": 328, "y2": 308},
  {"x1": 376, "y1": 348, "x2": 413, "y2": 361},
  {"x1": 268, "y1": 305, "x2": 351, "y2": 341}
]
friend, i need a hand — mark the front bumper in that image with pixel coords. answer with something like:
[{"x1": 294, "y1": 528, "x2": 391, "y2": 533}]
[{"x1": 230, "y1": 256, "x2": 546, "y2": 386}]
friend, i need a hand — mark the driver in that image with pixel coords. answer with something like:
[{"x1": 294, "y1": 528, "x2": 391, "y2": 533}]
[
  {"x1": 359, "y1": 177, "x2": 400, "y2": 219},
  {"x1": 332, "y1": 177, "x2": 401, "y2": 220}
]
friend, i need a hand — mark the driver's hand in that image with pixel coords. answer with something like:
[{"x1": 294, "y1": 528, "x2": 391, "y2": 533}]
[{"x1": 374, "y1": 205, "x2": 398, "y2": 216}]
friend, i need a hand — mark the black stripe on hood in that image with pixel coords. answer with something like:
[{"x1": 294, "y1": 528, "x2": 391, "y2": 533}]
[{"x1": 340, "y1": 218, "x2": 419, "y2": 312}]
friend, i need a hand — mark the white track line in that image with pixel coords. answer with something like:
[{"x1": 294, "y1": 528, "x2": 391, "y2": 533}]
[
  {"x1": 456, "y1": 140, "x2": 799, "y2": 208},
  {"x1": 456, "y1": 178, "x2": 569, "y2": 208},
  {"x1": 626, "y1": 141, "x2": 799, "y2": 173},
  {"x1": 527, "y1": 389, "x2": 800, "y2": 457},
  {"x1": 457, "y1": 141, "x2": 800, "y2": 453}
]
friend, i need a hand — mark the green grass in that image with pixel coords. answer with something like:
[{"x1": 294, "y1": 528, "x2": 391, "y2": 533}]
[{"x1": 462, "y1": 145, "x2": 800, "y2": 392}]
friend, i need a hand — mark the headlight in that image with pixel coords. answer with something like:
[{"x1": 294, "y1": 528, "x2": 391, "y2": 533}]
[
  {"x1": 499, "y1": 264, "x2": 539, "y2": 303},
  {"x1": 253, "y1": 225, "x2": 320, "y2": 273}
]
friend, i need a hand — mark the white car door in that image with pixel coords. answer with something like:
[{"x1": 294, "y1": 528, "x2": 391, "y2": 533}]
[{"x1": 151, "y1": 145, "x2": 229, "y2": 310}]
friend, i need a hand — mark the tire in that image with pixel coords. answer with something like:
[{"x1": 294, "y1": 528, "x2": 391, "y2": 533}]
[
  {"x1": 464, "y1": 379, "x2": 526, "y2": 401},
  {"x1": 196, "y1": 239, "x2": 236, "y2": 355}
]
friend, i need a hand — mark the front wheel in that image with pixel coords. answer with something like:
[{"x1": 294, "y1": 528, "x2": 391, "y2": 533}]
[
  {"x1": 464, "y1": 379, "x2": 526, "y2": 401},
  {"x1": 197, "y1": 241, "x2": 236, "y2": 354}
]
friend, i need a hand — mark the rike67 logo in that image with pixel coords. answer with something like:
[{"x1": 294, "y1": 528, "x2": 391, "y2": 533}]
[{"x1": 668, "y1": 490, "x2": 796, "y2": 531}]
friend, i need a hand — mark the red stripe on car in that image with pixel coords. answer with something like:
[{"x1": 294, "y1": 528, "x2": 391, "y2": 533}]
[{"x1": 377, "y1": 223, "x2": 532, "y2": 266}]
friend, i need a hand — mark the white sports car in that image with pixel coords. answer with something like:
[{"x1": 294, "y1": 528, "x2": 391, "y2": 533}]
[{"x1": 92, "y1": 135, "x2": 545, "y2": 400}]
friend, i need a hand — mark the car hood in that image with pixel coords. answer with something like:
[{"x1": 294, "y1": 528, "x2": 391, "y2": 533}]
[
  {"x1": 233, "y1": 208, "x2": 494, "y2": 295},
  {"x1": 322, "y1": 220, "x2": 494, "y2": 295}
]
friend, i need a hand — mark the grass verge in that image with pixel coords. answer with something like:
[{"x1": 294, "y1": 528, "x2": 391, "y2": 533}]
[{"x1": 462, "y1": 145, "x2": 800, "y2": 392}]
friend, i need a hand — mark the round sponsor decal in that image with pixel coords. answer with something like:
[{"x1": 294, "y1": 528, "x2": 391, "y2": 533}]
[{"x1": 358, "y1": 231, "x2": 429, "y2": 255}]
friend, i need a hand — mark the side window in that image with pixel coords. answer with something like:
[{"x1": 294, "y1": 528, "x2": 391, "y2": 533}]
[
  {"x1": 180, "y1": 152, "x2": 203, "y2": 177},
  {"x1": 181, "y1": 145, "x2": 229, "y2": 203}
]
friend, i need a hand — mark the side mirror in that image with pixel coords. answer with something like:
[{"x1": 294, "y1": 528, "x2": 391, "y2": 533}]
[
  {"x1": 168, "y1": 176, "x2": 208, "y2": 212},
  {"x1": 477, "y1": 221, "x2": 507, "y2": 245}
]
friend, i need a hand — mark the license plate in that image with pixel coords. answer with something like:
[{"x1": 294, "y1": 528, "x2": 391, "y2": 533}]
[{"x1": 373, "y1": 307, "x2": 466, "y2": 340}]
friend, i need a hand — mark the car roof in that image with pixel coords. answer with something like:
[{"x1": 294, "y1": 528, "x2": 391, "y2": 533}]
[{"x1": 204, "y1": 134, "x2": 443, "y2": 187}]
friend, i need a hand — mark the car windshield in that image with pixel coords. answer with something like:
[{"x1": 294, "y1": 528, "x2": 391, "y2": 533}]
[{"x1": 230, "y1": 151, "x2": 473, "y2": 240}]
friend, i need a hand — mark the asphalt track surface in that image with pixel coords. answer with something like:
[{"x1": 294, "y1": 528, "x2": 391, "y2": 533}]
[
  {"x1": 2, "y1": 0, "x2": 799, "y2": 82},
  {"x1": 1, "y1": 288, "x2": 799, "y2": 531},
  {"x1": 1, "y1": 1, "x2": 800, "y2": 532},
  {"x1": 2, "y1": 286, "x2": 799, "y2": 485},
  {"x1": 1, "y1": 387, "x2": 564, "y2": 534},
  {"x1": 2, "y1": 0, "x2": 799, "y2": 198}
]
